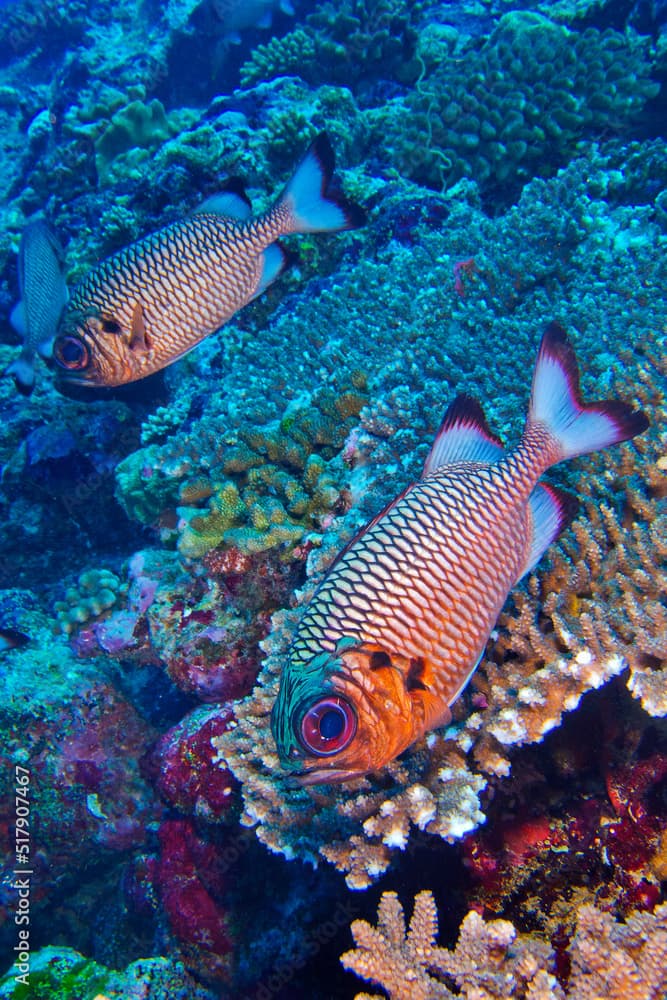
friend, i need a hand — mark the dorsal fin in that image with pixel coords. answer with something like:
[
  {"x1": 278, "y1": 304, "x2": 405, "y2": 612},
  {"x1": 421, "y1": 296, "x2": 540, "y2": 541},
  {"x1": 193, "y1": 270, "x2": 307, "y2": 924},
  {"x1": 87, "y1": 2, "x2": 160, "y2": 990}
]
[
  {"x1": 423, "y1": 394, "x2": 504, "y2": 477},
  {"x1": 520, "y1": 482, "x2": 578, "y2": 579},
  {"x1": 195, "y1": 177, "x2": 252, "y2": 220}
]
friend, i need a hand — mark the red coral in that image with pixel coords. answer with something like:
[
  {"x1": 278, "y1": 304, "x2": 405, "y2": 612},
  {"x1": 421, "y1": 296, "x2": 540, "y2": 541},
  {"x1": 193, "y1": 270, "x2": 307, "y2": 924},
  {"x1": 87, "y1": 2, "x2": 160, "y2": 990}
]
[
  {"x1": 153, "y1": 706, "x2": 238, "y2": 818},
  {"x1": 157, "y1": 818, "x2": 232, "y2": 982}
]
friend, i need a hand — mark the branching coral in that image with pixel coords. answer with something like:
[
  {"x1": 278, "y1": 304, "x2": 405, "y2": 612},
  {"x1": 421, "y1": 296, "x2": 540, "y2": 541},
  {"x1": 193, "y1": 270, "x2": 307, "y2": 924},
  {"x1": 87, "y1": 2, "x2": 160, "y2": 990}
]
[
  {"x1": 467, "y1": 333, "x2": 666, "y2": 778},
  {"x1": 341, "y1": 891, "x2": 559, "y2": 1000},
  {"x1": 116, "y1": 375, "x2": 367, "y2": 560},
  {"x1": 342, "y1": 892, "x2": 667, "y2": 1000}
]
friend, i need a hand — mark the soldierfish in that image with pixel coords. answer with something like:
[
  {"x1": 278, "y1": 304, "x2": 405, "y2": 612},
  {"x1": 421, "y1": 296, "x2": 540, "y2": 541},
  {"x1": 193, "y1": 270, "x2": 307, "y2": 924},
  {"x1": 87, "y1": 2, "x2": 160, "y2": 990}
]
[
  {"x1": 0, "y1": 628, "x2": 29, "y2": 652},
  {"x1": 53, "y1": 132, "x2": 365, "y2": 388},
  {"x1": 6, "y1": 219, "x2": 68, "y2": 395},
  {"x1": 213, "y1": 0, "x2": 294, "y2": 42},
  {"x1": 272, "y1": 324, "x2": 648, "y2": 783}
]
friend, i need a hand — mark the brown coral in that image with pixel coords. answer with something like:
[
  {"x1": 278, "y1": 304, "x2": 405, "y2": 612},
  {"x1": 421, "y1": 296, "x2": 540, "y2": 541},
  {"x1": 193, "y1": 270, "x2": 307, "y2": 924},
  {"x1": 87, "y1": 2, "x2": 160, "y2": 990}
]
[
  {"x1": 341, "y1": 891, "x2": 561, "y2": 1000},
  {"x1": 342, "y1": 892, "x2": 667, "y2": 1000}
]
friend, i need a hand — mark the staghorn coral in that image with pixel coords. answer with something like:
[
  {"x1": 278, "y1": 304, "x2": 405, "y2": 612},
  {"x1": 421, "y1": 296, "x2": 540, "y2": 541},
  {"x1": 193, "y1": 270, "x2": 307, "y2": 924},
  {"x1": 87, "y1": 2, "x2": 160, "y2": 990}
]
[
  {"x1": 374, "y1": 11, "x2": 659, "y2": 195},
  {"x1": 342, "y1": 892, "x2": 667, "y2": 1000},
  {"x1": 568, "y1": 903, "x2": 667, "y2": 999},
  {"x1": 341, "y1": 890, "x2": 559, "y2": 1000}
]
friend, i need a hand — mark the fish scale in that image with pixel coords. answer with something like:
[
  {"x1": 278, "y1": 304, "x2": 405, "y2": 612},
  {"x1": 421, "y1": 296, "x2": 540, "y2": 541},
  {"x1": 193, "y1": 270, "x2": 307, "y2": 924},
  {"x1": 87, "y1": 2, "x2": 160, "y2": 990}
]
[
  {"x1": 272, "y1": 324, "x2": 649, "y2": 782},
  {"x1": 292, "y1": 464, "x2": 526, "y2": 679}
]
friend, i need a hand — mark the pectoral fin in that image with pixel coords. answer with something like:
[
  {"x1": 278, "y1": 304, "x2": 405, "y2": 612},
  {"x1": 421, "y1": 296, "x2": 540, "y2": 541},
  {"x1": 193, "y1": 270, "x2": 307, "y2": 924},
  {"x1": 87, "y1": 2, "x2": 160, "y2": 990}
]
[{"x1": 129, "y1": 302, "x2": 149, "y2": 353}]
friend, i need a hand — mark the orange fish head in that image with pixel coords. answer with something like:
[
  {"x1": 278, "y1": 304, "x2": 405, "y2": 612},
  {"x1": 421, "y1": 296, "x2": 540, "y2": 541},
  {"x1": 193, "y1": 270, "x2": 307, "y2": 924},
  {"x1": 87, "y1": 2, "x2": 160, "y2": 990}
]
[
  {"x1": 272, "y1": 638, "x2": 451, "y2": 784},
  {"x1": 53, "y1": 309, "x2": 137, "y2": 387}
]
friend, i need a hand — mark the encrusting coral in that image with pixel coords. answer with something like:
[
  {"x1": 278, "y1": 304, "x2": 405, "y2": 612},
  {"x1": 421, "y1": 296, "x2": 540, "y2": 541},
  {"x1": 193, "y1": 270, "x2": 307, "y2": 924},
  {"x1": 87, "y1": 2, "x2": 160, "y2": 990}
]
[{"x1": 341, "y1": 891, "x2": 667, "y2": 1000}]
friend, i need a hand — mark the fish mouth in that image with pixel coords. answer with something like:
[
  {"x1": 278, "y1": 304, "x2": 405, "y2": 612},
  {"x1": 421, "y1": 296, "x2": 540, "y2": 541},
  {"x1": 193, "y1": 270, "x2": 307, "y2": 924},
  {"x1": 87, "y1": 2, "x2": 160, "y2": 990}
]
[{"x1": 295, "y1": 764, "x2": 368, "y2": 786}]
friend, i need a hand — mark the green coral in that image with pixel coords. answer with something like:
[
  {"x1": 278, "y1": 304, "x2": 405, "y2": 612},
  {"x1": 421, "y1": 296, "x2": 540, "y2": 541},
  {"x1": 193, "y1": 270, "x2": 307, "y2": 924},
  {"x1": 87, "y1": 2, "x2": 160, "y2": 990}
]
[
  {"x1": 375, "y1": 11, "x2": 659, "y2": 194},
  {"x1": 115, "y1": 443, "x2": 188, "y2": 525},
  {"x1": 178, "y1": 481, "x2": 246, "y2": 560},
  {"x1": 0, "y1": 945, "x2": 212, "y2": 999},
  {"x1": 94, "y1": 98, "x2": 173, "y2": 182},
  {"x1": 140, "y1": 396, "x2": 190, "y2": 445},
  {"x1": 0, "y1": 946, "x2": 109, "y2": 999},
  {"x1": 240, "y1": 27, "x2": 320, "y2": 88},
  {"x1": 53, "y1": 568, "x2": 126, "y2": 635},
  {"x1": 116, "y1": 376, "x2": 368, "y2": 561}
]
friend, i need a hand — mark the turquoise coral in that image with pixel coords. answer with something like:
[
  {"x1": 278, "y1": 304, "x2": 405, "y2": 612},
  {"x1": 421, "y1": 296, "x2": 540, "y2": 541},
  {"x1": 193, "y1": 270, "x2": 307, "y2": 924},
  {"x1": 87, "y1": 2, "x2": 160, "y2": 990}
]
[{"x1": 374, "y1": 11, "x2": 659, "y2": 193}]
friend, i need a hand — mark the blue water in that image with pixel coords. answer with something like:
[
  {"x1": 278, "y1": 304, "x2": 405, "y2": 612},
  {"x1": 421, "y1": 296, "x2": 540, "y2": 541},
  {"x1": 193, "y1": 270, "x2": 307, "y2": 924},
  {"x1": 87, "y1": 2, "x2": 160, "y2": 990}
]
[{"x1": 0, "y1": 1, "x2": 665, "y2": 998}]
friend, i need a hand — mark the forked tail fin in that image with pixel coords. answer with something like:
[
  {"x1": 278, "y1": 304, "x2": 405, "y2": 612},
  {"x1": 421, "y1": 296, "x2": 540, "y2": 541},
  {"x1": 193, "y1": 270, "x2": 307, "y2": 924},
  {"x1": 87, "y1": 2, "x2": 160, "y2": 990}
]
[
  {"x1": 527, "y1": 322, "x2": 648, "y2": 463},
  {"x1": 278, "y1": 132, "x2": 366, "y2": 234}
]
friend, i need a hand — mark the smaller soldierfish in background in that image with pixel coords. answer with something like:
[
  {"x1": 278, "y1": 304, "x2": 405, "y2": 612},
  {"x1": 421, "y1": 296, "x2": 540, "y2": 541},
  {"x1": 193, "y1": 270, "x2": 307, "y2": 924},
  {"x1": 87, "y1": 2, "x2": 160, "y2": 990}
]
[
  {"x1": 6, "y1": 219, "x2": 68, "y2": 395},
  {"x1": 212, "y1": 0, "x2": 294, "y2": 43},
  {"x1": 53, "y1": 132, "x2": 365, "y2": 389},
  {"x1": 271, "y1": 324, "x2": 649, "y2": 784},
  {"x1": 0, "y1": 628, "x2": 30, "y2": 652}
]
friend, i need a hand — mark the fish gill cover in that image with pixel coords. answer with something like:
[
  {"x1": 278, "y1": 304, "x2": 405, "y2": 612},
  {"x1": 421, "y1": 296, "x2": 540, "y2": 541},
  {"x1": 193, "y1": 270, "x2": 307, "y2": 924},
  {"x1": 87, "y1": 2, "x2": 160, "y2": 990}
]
[{"x1": 0, "y1": 0, "x2": 665, "y2": 998}]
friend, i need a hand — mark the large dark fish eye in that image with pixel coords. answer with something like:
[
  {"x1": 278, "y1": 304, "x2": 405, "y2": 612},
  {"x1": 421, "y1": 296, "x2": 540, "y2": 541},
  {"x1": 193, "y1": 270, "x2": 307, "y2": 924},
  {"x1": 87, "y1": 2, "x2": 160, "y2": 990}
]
[
  {"x1": 299, "y1": 696, "x2": 356, "y2": 757},
  {"x1": 53, "y1": 335, "x2": 90, "y2": 371}
]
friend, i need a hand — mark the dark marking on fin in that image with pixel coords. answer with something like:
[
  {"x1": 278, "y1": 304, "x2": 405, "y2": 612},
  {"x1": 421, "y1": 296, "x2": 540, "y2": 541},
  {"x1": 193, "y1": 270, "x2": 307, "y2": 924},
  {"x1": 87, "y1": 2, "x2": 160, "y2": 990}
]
[
  {"x1": 101, "y1": 316, "x2": 122, "y2": 335},
  {"x1": 369, "y1": 650, "x2": 392, "y2": 670},
  {"x1": 406, "y1": 656, "x2": 428, "y2": 692},
  {"x1": 129, "y1": 302, "x2": 149, "y2": 353},
  {"x1": 0, "y1": 628, "x2": 30, "y2": 651}
]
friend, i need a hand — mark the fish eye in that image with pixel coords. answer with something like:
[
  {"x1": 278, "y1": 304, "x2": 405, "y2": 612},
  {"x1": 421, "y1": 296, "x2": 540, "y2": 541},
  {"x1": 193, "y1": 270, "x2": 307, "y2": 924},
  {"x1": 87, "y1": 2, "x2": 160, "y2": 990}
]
[
  {"x1": 299, "y1": 696, "x2": 356, "y2": 757},
  {"x1": 53, "y1": 335, "x2": 90, "y2": 371}
]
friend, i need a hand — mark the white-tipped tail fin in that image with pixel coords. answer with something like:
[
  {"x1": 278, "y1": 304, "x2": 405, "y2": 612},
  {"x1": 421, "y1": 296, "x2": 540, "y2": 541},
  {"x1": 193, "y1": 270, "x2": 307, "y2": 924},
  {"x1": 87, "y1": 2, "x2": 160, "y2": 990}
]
[
  {"x1": 279, "y1": 132, "x2": 366, "y2": 234},
  {"x1": 527, "y1": 322, "x2": 648, "y2": 462}
]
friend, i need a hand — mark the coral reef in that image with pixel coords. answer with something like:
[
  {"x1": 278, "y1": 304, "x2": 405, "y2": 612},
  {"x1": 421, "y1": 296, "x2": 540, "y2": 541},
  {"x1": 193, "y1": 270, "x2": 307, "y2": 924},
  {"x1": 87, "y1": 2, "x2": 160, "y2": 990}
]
[
  {"x1": 212, "y1": 331, "x2": 665, "y2": 889},
  {"x1": 0, "y1": 0, "x2": 665, "y2": 991},
  {"x1": 115, "y1": 373, "x2": 367, "y2": 560},
  {"x1": 0, "y1": 945, "x2": 215, "y2": 999},
  {"x1": 374, "y1": 12, "x2": 659, "y2": 195},
  {"x1": 342, "y1": 891, "x2": 667, "y2": 999},
  {"x1": 53, "y1": 567, "x2": 127, "y2": 635}
]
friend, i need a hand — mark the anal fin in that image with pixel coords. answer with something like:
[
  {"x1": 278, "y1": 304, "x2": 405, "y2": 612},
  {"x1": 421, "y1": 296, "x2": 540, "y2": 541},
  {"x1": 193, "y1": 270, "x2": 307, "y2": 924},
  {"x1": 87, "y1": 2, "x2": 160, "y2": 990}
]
[{"x1": 521, "y1": 482, "x2": 578, "y2": 579}]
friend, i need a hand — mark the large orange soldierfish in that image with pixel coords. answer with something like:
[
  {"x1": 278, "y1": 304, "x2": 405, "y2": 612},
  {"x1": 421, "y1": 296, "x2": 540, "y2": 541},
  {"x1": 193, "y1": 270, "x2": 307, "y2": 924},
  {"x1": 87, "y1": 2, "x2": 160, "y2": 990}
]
[
  {"x1": 52, "y1": 132, "x2": 364, "y2": 388},
  {"x1": 272, "y1": 325, "x2": 648, "y2": 783}
]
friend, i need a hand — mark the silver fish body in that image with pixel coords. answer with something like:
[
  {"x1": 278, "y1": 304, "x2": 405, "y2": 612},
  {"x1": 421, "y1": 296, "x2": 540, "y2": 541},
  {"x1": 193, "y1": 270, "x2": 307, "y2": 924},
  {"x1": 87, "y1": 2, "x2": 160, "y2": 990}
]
[{"x1": 7, "y1": 219, "x2": 68, "y2": 395}]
